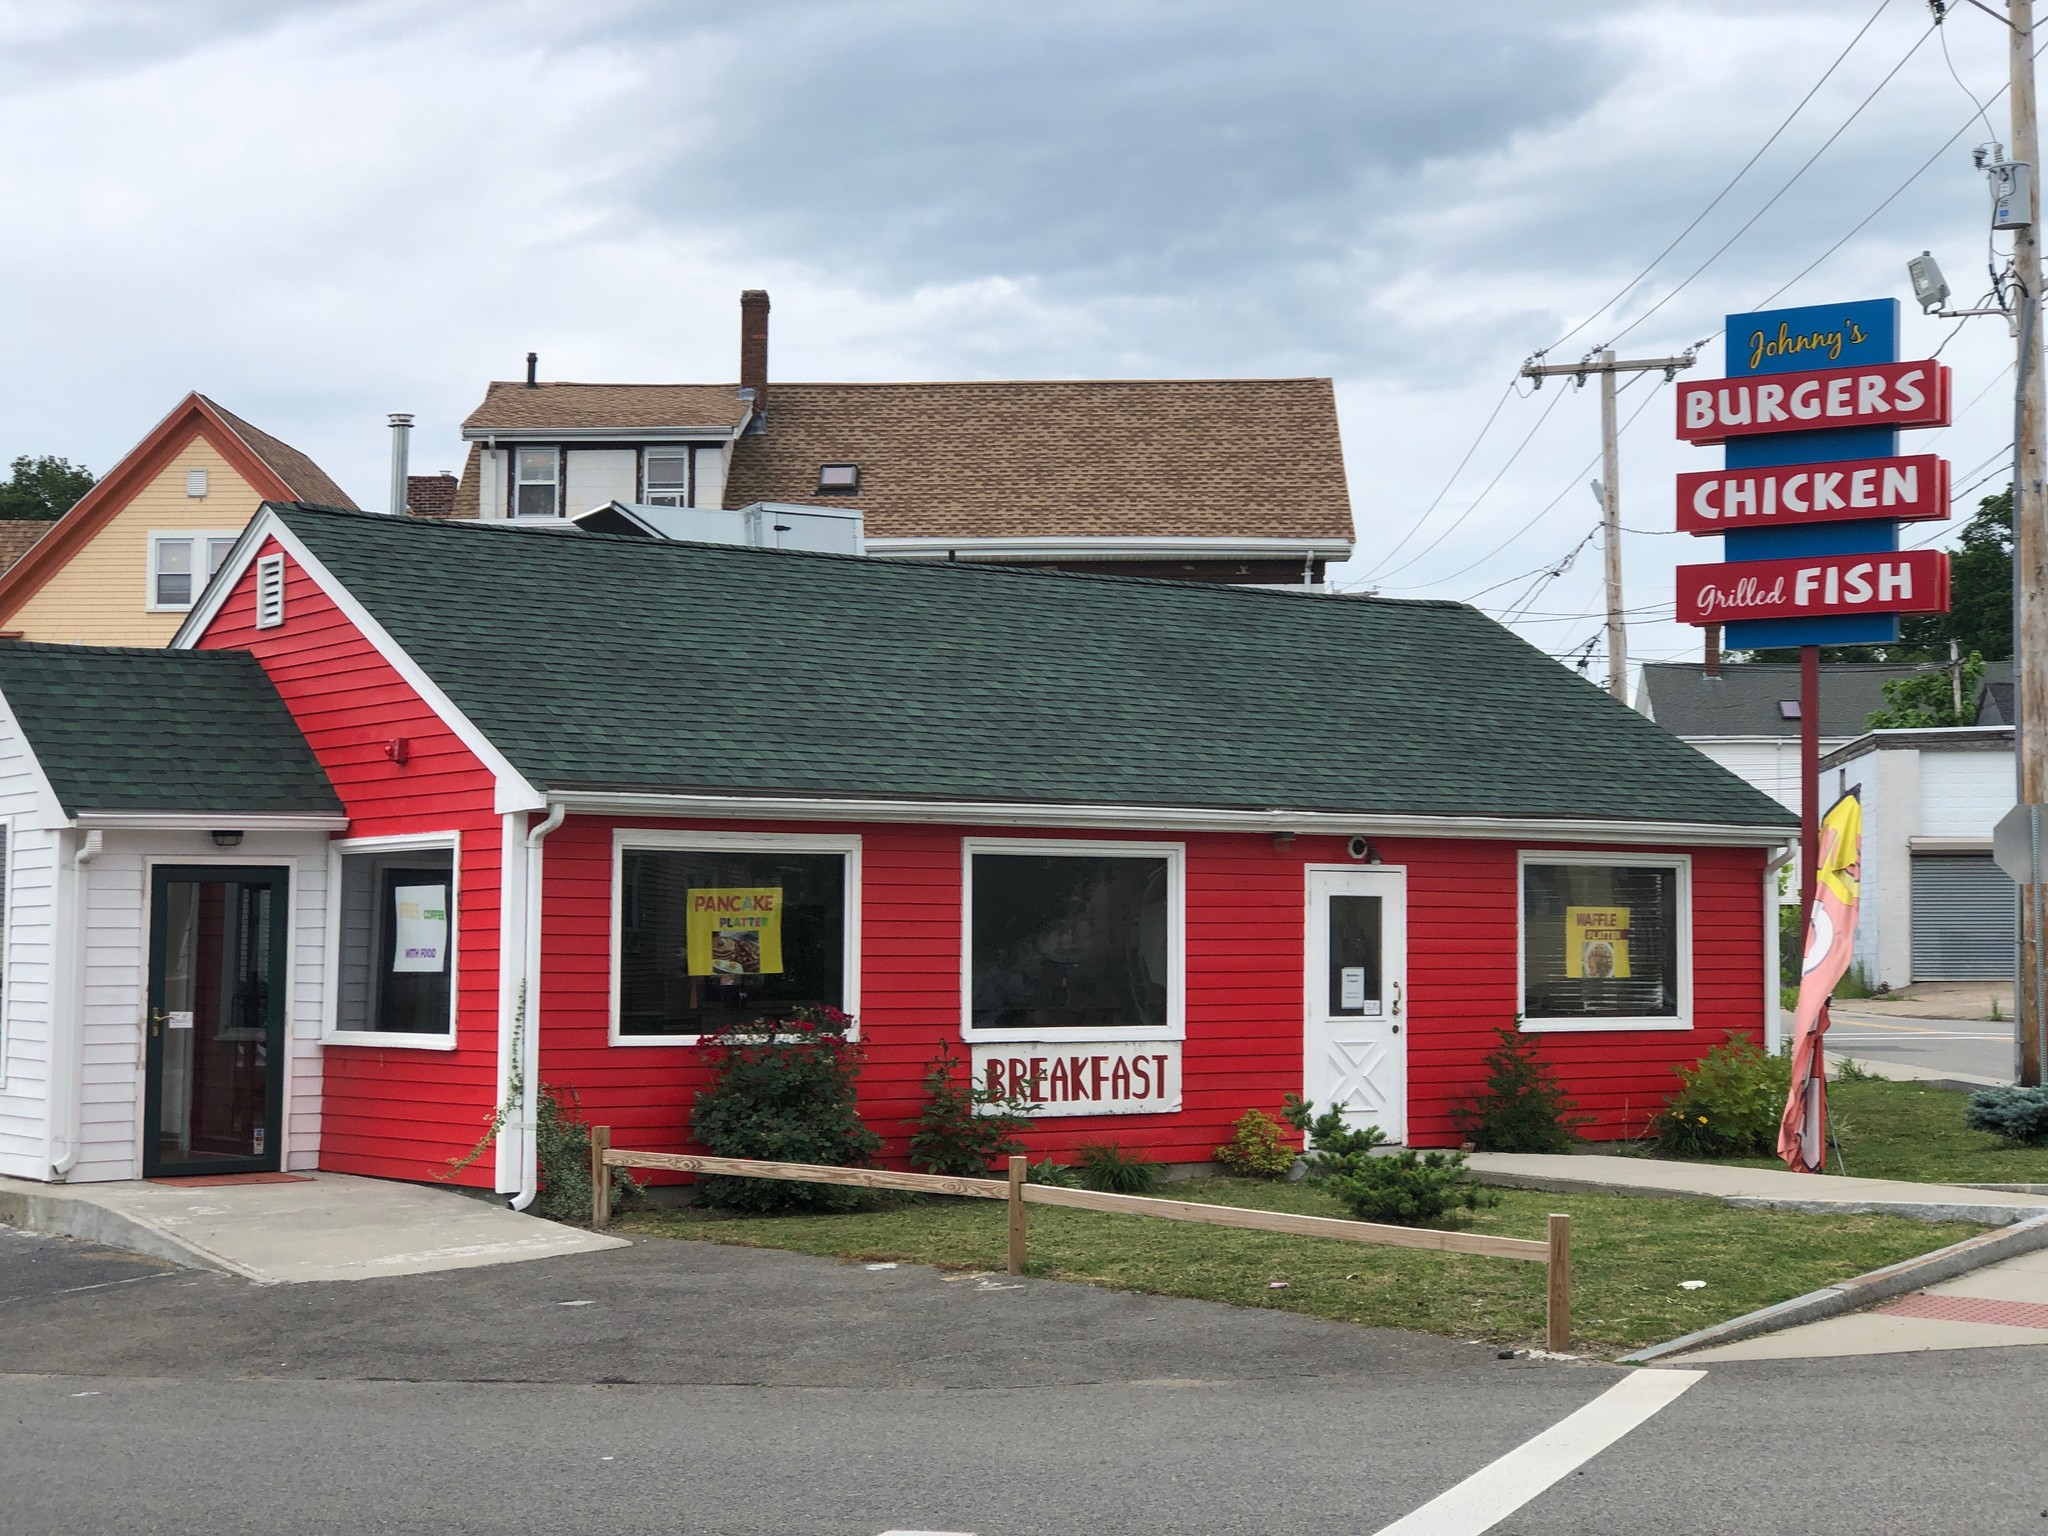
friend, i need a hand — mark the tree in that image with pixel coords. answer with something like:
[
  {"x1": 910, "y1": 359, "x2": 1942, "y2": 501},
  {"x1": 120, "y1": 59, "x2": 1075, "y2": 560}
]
[
  {"x1": 0, "y1": 455, "x2": 94, "y2": 520},
  {"x1": 1866, "y1": 650, "x2": 1985, "y2": 729},
  {"x1": 1739, "y1": 486, "x2": 2012, "y2": 665}
]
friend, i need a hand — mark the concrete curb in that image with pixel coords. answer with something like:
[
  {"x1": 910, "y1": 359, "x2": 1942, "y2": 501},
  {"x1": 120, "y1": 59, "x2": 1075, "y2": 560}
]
[
  {"x1": 0, "y1": 1184, "x2": 252, "y2": 1279},
  {"x1": 1468, "y1": 1167, "x2": 2048, "y2": 1225},
  {"x1": 1619, "y1": 1209, "x2": 2048, "y2": 1364}
]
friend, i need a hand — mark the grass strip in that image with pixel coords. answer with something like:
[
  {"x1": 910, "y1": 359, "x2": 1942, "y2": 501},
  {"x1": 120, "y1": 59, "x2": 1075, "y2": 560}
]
[{"x1": 622, "y1": 1175, "x2": 1980, "y2": 1355}]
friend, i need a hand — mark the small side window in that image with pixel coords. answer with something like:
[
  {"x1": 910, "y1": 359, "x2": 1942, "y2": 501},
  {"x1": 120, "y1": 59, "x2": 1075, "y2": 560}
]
[
  {"x1": 643, "y1": 450, "x2": 688, "y2": 507},
  {"x1": 513, "y1": 448, "x2": 559, "y2": 519},
  {"x1": 255, "y1": 554, "x2": 285, "y2": 629},
  {"x1": 152, "y1": 536, "x2": 194, "y2": 608}
]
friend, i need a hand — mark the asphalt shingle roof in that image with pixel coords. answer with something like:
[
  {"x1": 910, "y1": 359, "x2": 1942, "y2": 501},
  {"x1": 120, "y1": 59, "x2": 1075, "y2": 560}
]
[
  {"x1": 272, "y1": 504, "x2": 1791, "y2": 829},
  {"x1": 0, "y1": 643, "x2": 341, "y2": 816},
  {"x1": 1640, "y1": 661, "x2": 2015, "y2": 739}
]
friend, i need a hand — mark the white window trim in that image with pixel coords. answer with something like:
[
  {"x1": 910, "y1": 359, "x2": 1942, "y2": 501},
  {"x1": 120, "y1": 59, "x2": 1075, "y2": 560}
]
[
  {"x1": 960, "y1": 836, "x2": 1186, "y2": 1044},
  {"x1": 609, "y1": 828, "x2": 863, "y2": 1047},
  {"x1": 1518, "y1": 850, "x2": 1693, "y2": 1034},
  {"x1": 641, "y1": 447, "x2": 690, "y2": 507},
  {"x1": 146, "y1": 529, "x2": 244, "y2": 613},
  {"x1": 322, "y1": 830, "x2": 461, "y2": 1050},
  {"x1": 510, "y1": 447, "x2": 562, "y2": 520}
]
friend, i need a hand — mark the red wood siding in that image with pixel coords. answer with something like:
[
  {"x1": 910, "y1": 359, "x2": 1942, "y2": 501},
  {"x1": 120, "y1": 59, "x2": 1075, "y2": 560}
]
[
  {"x1": 541, "y1": 819, "x2": 1767, "y2": 1166},
  {"x1": 198, "y1": 538, "x2": 505, "y2": 1184}
]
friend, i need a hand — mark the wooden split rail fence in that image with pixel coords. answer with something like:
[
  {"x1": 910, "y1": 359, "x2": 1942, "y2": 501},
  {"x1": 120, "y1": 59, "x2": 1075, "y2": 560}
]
[{"x1": 590, "y1": 1128, "x2": 1574, "y2": 1351}]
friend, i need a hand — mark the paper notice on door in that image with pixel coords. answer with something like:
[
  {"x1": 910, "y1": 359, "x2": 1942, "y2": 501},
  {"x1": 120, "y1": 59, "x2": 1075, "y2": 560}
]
[
  {"x1": 1340, "y1": 967, "x2": 1367, "y2": 1009},
  {"x1": 167, "y1": 1010, "x2": 194, "y2": 1031},
  {"x1": 392, "y1": 884, "x2": 448, "y2": 973}
]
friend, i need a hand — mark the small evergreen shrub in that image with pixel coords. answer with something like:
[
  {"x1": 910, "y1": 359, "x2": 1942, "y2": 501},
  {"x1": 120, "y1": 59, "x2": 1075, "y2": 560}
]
[
  {"x1": 908, "y1": 1043, "x2": 1032, "y2": 1176},
  {"x1": 532, "y1": 1083, "x2": 640, "y2": 1224},
  {"x1": 1074, "y1": 1141, "x2": 1163, "y2": 1194},
  {"x1": 1282, "y1": 1096, "x2": 1497, "y2": 1227},
  {"x1": 690, "y1": 1006, "x2": 881, "y2": 1211},
  {"x1": 1654, "y1": 1033, "x2": 1790, "y2": 1158},
  {"x1": 1456, "y1": 1026, "x2": 1591, "y2": 1153},
  {"x1": 1213, "y1": 1108, "x2": 1297, "y2": 1178},
  {"x1": 1966, "y1": 1086, "x2": 2048, "y2": 1145}
]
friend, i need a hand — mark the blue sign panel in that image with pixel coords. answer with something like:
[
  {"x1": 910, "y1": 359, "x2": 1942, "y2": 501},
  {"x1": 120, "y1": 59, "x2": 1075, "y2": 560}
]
[{"x1": 1719, "y1": 298, "x2": 1902, "y2": 648}]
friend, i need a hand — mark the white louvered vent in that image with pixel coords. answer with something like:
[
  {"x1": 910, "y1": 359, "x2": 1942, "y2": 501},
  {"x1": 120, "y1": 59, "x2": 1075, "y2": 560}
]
[{"x1": 255, "y1": 553, "x2": 285, "y2": 629}]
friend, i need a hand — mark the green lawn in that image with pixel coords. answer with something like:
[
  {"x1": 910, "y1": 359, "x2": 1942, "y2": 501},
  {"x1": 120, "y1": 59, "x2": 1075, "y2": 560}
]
[
  {"x1": 621, "y1": 1175, "x2": 1979, "y2": 1356},
  {"x1": 1707, "y1": 1075, "x2": 2048, "y2": 1185}
]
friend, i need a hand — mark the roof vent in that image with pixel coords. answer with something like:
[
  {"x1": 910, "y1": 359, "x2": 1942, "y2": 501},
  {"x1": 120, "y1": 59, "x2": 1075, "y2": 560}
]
[
  {"x1": 255, "y1": 553, "x2": 285, "y2": 629},
  {"x1": 816, "y1": 463, "x2": 859, "y2": 495},
  {"x1": 186, "y1": 469, "x2": 208, "y2": 499},
  {"x1": 1778, "y1": 700, "x2": 1801, "y2": 720}
]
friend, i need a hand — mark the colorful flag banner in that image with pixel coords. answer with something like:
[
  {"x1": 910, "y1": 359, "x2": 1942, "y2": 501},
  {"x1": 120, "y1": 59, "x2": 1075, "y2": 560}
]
[{"x1": 1779, "y1": 790, "x2": 1863, "y2": 1172}]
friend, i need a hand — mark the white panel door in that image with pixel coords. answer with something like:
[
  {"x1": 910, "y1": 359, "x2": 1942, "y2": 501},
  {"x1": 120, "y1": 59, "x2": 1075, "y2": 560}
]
[{"x1": 1303, "y1": 867, "x2": 1407, "y2": 1142}]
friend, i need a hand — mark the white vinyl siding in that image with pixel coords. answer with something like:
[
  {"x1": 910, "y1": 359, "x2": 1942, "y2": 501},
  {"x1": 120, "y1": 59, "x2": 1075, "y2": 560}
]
[
  {"x1": 692, "y1": 444, "x2": 726, "y2": 510},
  {"x1": 564, "y1": 450, "x2": 636, "y2": 517}
]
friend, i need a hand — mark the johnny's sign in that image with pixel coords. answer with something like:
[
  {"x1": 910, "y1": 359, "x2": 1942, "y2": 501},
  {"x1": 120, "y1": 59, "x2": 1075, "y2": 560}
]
[
  {"x1": 1676, "y1": 550, "x2": 1948, "y2": 624},
  {"x1": 1675, "y1": 454, "x2": 1948, "y2": 534},
  {"x1": 1675, "y1": 359, "x2": 1950, "y2": 444},
  {"x1": 972, "y1": 1041, "x2": 1181, "y2": 1117}
]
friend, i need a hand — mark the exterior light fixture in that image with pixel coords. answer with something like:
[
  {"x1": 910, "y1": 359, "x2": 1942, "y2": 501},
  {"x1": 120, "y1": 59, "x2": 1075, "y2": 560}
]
[{"x1": 211, "y1": 830, "x2": 244, "y2": 848}]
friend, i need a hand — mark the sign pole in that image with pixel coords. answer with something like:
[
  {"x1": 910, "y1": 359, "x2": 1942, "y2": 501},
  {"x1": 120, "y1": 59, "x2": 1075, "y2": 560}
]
[
  {"x1": 1800, "y1": 643, "x2": 1820, "y2": 923},
  {"x1": 2011, "y1": 0, "x2": 2047, "y2": 1086}
]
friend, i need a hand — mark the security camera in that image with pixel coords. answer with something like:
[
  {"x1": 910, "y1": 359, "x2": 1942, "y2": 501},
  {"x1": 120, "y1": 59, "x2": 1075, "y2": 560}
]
[{"x1": 1347, "y1": 836, "x2": 1371, "y2": 861}]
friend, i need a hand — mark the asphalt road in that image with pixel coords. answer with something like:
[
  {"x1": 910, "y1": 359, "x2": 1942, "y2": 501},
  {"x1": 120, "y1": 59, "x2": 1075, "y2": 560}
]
[
  {"x1": 6, "y1": 1224, "x2": 2048, "y2": 1534},
  {"x1": 1825, "y1": 1007, "x2": 2016, "y2": 1082}
]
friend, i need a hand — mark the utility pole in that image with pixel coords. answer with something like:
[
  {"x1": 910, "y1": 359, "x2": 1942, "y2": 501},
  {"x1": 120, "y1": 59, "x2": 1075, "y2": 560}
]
[
  {"x1": 1521, "y1": 349, "x2": 1697, "y2": 703},
  {"x1": 2012, "y1": 0, "x2": 2048, "y2": 1086}
]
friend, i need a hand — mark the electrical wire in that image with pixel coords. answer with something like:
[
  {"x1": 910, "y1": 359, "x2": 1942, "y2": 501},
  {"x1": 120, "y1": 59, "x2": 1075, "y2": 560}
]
[
  {"x1": 1530, "y1": 0, "x2": 1896, "y2": 362},
  {"x1": 1356, "y1": 378, "x2": 1520, "y2": 579},
  {"x1": 1603, "y1": 15, "x2": 1940, "y2": 350},
  {"x1": 1938, "y1": 3, "x2": 2001, "y2": 141}
]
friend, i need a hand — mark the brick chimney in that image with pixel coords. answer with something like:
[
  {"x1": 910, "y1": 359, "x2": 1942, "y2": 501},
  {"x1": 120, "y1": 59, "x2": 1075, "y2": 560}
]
[
  {"x1": 1703, "y1": 623, "x2": 1723, "y2": 678},
  {"x1": 740, "y1": 289, "x2": 770, "y2": 421}
]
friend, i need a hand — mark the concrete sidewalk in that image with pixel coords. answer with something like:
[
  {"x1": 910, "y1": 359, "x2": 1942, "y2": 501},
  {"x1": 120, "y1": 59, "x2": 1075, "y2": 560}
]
[
  {"x1": 1465, "y1": 1152, "x2": 2048, "y2": 1224},
  {"x1": 0, "y1": 1172, "x2": 625, "y2": 1282}
]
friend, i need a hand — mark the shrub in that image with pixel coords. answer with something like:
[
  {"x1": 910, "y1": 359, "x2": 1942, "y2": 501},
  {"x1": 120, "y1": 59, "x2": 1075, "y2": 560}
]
[
  {"x1": 1214, "y1": 1108, "x2": 1298, "y2": 1178},
  {"x1": 1966, "y1": 1086, "x2": 2048, "y2": 1145},
  {"x1": 908, "y1": 1043, "x2": 1032, "y2": 1176},
  {"x1": 690, "y1": 1006, "x2": 881, "y2": 1211},
  {"x1": 1074, "y1": 1141, "x2": 1163, "y2": 1194},
  {"x1": 1456, "y1": 1026, "x2": 1590, "y2": 1153},
  {"x1": 1026, "y1": 1158, "x2": 1074, "y2": 1187},
  {"x1": 1282, "y1": 1096, "x2": 1497, "y2": 1227},
  {"x1": 532, "y1": 1083, "x2": 640, "y2": 1224},
  {"x1": 1654, "y1": 1033, "x2": 1790, "y2": 1159}
]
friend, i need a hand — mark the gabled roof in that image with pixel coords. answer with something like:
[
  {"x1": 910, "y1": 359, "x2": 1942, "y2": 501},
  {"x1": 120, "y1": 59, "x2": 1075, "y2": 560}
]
[
  {"x1": 0, "y1": 393, "x2": 358, "y2": 625},
  {"x1": 448, "y1": 377, "x2": 1355, "y2": 545},
  {"x1": 0, "y1": 642, "x2": 340, "y2": 817},
  {"x1": 1640, "y1": 661, "x2": 2016, "y2": 740},
  {"x1": 260, "y1": 503, "x2": 1790, "y2": 830}
]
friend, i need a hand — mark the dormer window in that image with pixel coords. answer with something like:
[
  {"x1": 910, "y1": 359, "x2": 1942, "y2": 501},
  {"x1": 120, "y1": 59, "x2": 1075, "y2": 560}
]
[
  {"x1": 644, "y1": 450, "x2": 689, "y2": 507},
  {"x1": 513, "y1": 448, "x2": 560, "y2": 519},
  {"x1": 817, "y1": 463, "x2": 860, "y2": 495}
]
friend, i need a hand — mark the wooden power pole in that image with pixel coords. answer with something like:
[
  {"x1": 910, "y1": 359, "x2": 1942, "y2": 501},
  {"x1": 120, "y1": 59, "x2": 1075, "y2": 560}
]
[
  {"x1": 1521, "y1": 349, "x2": 1696, "y2": 702},
  {"x1": 2012, "y1": 0, "x2": 2048, "y2": 1086}
]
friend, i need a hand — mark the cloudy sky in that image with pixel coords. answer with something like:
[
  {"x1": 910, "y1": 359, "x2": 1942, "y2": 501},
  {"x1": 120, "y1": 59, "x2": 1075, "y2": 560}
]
[{"x1": 0, "y1": 0, "x2": 2022, "y2": 683}]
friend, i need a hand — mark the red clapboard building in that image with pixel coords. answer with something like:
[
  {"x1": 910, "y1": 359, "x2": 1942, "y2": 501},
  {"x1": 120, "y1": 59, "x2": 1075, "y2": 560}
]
[{"x1": 0, "y1": 504, "x2": 1795, "y2": 1193}]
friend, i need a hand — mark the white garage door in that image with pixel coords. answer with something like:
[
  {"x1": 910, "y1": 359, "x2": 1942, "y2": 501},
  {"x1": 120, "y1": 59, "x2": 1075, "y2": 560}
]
[{"x1": 1911, "y1": 853, "x2": 2015, "y2": 981}]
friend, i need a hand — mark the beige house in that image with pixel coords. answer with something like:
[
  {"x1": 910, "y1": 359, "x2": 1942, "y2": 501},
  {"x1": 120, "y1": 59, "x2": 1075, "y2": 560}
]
[{"x1": 0, "y1": 394, "x2": 355, "y2": 645}]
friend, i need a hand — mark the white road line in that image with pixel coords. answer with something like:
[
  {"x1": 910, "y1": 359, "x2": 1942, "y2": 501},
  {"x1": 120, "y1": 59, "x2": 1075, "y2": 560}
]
[{"x1": 1368, "y1": 1369, "x2": 1705, "y2": 1536}]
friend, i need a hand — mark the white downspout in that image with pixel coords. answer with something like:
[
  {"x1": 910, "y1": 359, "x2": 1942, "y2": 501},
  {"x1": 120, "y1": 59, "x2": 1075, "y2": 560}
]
[
  {"x1": 1764, "y1": 844, "x2": 1795, "y2": 1056},
  {"x1": 510, "y1": 802, "x2": 564, "y2": 1211},
  {"x1": 50, "y1": 829, "x2": 102, "y2": 1178}
]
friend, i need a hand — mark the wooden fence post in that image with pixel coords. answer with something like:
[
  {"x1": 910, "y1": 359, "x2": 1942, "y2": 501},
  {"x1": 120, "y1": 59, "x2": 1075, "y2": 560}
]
[
  {"x1": 1007, "y1": 1155, "x2": 1027, "y2": 1276},
  {"x1": 591, "y1": 1126, "x2": 612, "y2": 1228},
  {"x1": 1546, "y1": 1212, "x2": 1571, "y2": 1352}
]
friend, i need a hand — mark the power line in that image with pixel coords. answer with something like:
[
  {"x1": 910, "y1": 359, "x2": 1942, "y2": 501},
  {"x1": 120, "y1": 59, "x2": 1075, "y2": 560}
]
[
  {"x1": 1532, "y1": 0, "x2": 1896, "y2": 361},
  {"x1": 1356, "y1": 378, "x2": 1520, "y2": 579}
]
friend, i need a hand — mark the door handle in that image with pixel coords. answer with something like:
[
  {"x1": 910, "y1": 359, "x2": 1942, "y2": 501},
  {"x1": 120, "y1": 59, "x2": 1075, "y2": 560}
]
[
  {"x1": 1392, "y1": 982, "x2": 1403, "y2": 1018},
  {"x1": 148, "y1": 1009, "x2": 166, "y2": 1038}
]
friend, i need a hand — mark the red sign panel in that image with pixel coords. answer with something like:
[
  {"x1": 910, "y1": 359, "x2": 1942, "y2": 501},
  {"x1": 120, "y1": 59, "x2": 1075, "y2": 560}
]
[
  {"x1": 1674, "y1": 453, "x2": 1949, "y2": 535},
  {"x1": 1676, "y1": 550, "x2": 1950, "y2": 624},
  {"x1": 1675, "y1": 360, "x2": 1951, "y2": 444}
]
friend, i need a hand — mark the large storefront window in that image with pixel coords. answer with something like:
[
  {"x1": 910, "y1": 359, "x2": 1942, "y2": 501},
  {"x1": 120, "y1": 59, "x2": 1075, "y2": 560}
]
[
  {"x1": 1521, "y1": 856, "x2": 1687, "y2": 1029},
  {"x1": 968, "y1": 845, "x2": 1175, "y2": 1034},
  {"x1": 616, "y1": 842, "x2": 850, "y2": 1039},
  {"x1": 331, "y1": 840, "x2": 456, "y2": 1043}
]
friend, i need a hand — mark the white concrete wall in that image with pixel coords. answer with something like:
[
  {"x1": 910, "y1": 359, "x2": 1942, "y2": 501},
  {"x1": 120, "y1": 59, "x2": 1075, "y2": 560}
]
[
  {"x1": 564, "y1": 449, "x2": 636, "y2": 516},
  {"x1": 1920, "y1": 749, "x2": 2015, "y2": 838},
  {"x1": 1691, "y1": 737, "x2": 1855, "y2": 816}
]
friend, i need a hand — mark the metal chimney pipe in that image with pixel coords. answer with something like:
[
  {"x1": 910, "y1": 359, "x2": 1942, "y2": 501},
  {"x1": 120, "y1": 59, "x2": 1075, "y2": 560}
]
[
  {"x1": 526, "y1": 351, "x2": 538, "y2": 388},
  {"x1": 387, "y1": 413, "x2": 413, "y2": 518}
]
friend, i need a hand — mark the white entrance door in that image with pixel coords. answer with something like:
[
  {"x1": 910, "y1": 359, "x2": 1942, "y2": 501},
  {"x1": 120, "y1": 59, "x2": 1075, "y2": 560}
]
[{"x1": 1303, "y1": 867, "x2": 1408, "y2": 1142}]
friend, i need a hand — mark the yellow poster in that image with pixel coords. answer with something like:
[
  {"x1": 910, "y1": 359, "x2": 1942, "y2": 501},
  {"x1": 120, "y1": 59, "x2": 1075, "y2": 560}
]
[
  {"x1": 1564, "y1": 906, "x2": 1631, "y2": 979},
  {"x1": 685, "y1": 888, "x2": 784, "y2": 976}
]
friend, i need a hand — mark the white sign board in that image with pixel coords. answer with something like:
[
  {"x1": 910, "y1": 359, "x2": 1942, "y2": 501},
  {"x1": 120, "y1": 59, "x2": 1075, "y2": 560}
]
[
  {"x1": 1339, "y1": 967, "x2": 1366, "y2": 1009},
  {"x1": 166, "y1": 1010, "x2": 194, "y2": 1031},
  {"x1": 391, "y1": 884, "x2": 449, "y2": 973},
  {"x1": 970, "y1": 1041, "x2": 1181, "y2": 1117}
]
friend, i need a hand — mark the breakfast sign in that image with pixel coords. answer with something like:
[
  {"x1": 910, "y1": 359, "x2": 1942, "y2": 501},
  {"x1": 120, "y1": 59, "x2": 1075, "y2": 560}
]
[{"x1": 1673, "y1": 298, "x2": 1952, "y2": 647}]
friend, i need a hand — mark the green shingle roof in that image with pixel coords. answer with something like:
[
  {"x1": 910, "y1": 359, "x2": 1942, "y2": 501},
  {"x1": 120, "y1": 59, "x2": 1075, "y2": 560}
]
[
  {"x1": 274, "y1": 503, "x2": 1794, "y2": 829},
  {"x1": 0, "y1": 643, "x2": 341, "y2": 817}
]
